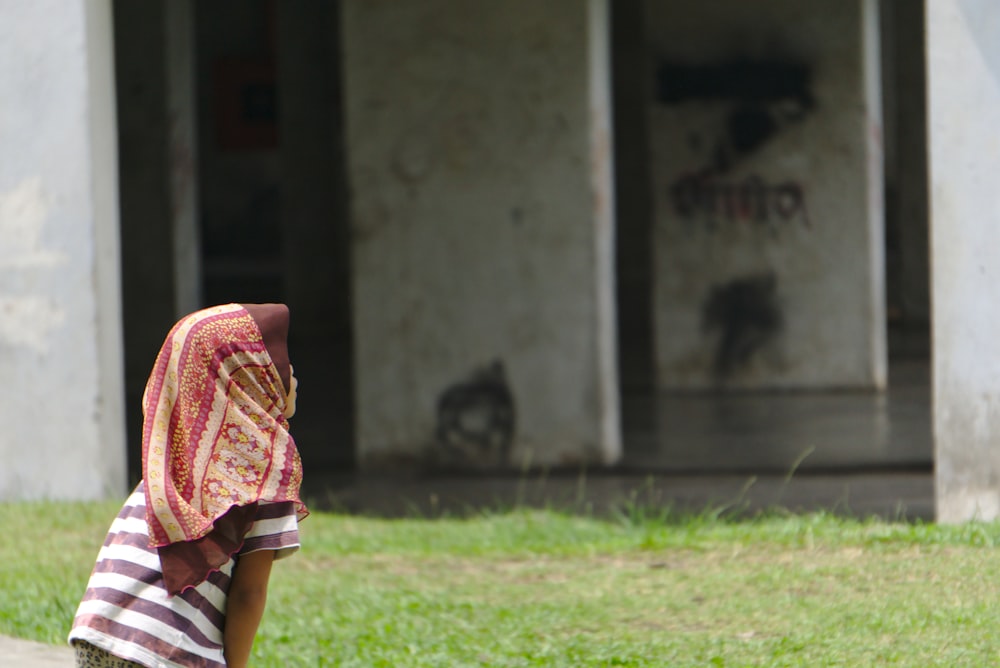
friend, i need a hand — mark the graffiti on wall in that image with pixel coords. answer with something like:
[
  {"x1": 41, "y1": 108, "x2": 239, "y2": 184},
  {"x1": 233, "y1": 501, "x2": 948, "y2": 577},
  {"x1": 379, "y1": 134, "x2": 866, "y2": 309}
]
[
  {"x1": 671, "y1": 173, "x2": 810, "y2": 231},
  {"x1": 658, "y1": 59, "x2": 815, "y2": 233},
  {"x1": 658, "y1": 59, "x2": 814, "y2": 170},
  {"x1": 436, "y1": 360, "x2": 515, "y2": 466}
]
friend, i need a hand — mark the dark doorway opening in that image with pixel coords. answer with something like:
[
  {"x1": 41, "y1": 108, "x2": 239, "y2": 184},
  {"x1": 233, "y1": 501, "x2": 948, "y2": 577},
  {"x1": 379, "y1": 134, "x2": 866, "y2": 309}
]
[{"x1": 113, "y1": 0, "x2": 355, "y2": 480}]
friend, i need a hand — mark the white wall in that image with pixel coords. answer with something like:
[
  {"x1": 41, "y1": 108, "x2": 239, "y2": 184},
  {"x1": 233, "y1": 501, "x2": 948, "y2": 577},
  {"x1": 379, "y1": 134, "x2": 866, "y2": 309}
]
[
  {"x1": 929, "y1": 0, "x2": 1000, "y2": 522},
  {"x1": 343, "y1": 0, "x2": 620, "y2": 469},
  {"x1": 647, "y1": 0, "x2": 886, "y2": 390},
  {"x1": 0, "y1": 0, "x2": 125, "y2": 499}
]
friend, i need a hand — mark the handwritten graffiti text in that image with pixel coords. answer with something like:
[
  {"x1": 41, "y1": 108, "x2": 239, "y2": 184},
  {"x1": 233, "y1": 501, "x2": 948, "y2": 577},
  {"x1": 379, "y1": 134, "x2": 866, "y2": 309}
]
[{"x1": 671, "y1": 174, "x2": 811, "y2": 231}]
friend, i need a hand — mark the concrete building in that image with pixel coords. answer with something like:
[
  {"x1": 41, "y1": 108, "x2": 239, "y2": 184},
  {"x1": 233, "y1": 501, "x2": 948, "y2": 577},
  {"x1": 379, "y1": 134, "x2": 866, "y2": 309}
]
[{"x1": 0, "y1": 0, "x2": 991, "y2": 522}]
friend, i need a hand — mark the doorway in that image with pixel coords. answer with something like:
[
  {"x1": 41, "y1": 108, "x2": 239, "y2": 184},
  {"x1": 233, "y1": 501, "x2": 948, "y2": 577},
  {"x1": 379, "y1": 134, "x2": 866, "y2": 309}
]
[{"x1": 113, "y1": 0, "x2": 354, "y2": 479}]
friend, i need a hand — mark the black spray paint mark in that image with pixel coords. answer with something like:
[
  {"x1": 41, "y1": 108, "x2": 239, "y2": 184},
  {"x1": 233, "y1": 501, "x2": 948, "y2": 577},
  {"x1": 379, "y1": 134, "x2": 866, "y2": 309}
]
[
  {"x1": 702, "y1": 273, "x2": 783, "y2": 381},
  {"x1": 436, "y1": 360, "x2": 515, "y2": 466},
  {"x1": 657, "y1": 59, "x2": 815, "y2": 173},
  {"x1": 657, "y1": 60, "x2": 814, "y2": 107},
  {"x1": 728, "y1": 105, "x2": 778, "y2": 154}
]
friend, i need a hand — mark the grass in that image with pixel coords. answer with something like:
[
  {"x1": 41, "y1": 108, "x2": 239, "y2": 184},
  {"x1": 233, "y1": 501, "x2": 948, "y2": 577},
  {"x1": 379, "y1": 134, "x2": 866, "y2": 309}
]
[{"x1": 3, "y1": 498, "x2": 1000, "y2": 666}]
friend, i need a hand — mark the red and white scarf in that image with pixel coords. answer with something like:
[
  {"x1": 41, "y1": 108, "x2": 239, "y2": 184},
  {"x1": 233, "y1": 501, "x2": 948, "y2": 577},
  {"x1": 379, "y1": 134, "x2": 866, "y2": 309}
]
[{"x1": 141, "y1": 303, "x2": 307, "y2": 593}]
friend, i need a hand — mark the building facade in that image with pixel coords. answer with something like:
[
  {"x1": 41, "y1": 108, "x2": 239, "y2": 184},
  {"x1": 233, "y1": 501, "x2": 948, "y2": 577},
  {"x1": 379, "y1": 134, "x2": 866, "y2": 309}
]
[{"x1": 0, "y1": 0, "x2": 988, "y2": 522}]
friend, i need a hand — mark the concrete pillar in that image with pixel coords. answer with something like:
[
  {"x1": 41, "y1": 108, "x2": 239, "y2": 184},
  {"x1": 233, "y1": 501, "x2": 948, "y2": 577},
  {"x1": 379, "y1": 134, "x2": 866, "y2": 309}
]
[
  {"x1": 343, "y1": 0, "x2": 621, "y2": 469},
  {"x1": 647, "y1": 0, "x2": 886, "y2": 390},
  {"x1": 0, "y1": 0, "x2": 125, "y2": 499},
  {"x1": 928, "y1": 1, "x2": 1000, "y2": 522}
]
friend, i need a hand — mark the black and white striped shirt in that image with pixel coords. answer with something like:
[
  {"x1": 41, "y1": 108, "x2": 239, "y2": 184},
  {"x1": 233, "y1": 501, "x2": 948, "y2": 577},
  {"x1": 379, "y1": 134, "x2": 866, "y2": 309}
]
[{"x1": 68, "y1": 482, "x2": 299, "y2": 668}]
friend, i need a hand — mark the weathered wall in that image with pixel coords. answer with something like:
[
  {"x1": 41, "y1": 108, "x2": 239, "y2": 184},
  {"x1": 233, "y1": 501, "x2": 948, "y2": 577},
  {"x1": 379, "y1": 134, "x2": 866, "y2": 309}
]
[
  {"x1": 929, "y1": 0, "x2": 1000, "y2": 522},
  {"x1": 343, "y1": 0, "x2": 620, "y2": 469},
  {"x1": 647, "y1": 0, "x2": 886, "y2": 390},
  {"x1": 0, "y1": 0, "x2": 125, "y2": 499}
]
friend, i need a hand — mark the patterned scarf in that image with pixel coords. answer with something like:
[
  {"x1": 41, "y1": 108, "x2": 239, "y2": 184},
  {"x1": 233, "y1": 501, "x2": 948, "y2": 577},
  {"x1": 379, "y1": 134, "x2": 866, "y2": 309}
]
[{"x1": 141, "y1": 303, "x2": 308, "y2": 594}]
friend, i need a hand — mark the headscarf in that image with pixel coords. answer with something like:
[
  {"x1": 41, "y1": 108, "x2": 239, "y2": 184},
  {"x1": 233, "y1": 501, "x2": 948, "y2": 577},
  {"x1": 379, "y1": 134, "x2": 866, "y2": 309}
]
[{"x1": 141, "y1": 303, "x2": 308, "y2": 594}]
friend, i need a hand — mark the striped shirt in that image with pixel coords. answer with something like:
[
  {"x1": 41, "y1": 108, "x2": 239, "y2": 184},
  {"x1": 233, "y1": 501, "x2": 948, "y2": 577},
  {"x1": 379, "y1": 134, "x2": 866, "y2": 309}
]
[{"x1": 68, "y1": 482, "x2": 300, "y2": 668}]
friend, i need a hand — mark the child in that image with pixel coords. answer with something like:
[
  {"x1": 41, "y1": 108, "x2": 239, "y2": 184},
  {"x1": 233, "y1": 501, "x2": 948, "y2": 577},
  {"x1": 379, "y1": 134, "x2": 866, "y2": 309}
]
[{"x1": 68, "y1": 303, "x2": 308, "y2": 668}]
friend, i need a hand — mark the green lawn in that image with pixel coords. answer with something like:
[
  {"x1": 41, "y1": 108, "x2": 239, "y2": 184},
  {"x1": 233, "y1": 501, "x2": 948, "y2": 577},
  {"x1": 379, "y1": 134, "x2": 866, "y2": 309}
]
[{"x1": 2, "y1": 498, "x2": 1000, "y2": 666}]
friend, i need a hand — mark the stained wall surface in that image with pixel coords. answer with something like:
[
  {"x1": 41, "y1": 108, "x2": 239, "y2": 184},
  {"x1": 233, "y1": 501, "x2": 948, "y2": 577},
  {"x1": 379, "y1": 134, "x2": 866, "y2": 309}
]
[
  {"x1": 342, "y1": 0, "x2": 620, "y2": 469},
  {"x1": 0, "y1": 0, "x2": 126, "y2": 499},
  {"x1": 646, "y1": 0, "x2": 887, "y2": 390}
]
